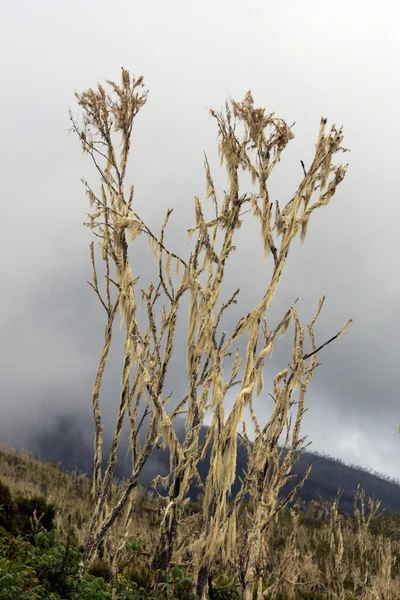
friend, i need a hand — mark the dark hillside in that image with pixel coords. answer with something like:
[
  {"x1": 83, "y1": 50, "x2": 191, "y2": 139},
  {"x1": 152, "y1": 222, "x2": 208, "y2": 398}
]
[{"x1": 24, "y1": 414, "x2": 400, "y2": 515}]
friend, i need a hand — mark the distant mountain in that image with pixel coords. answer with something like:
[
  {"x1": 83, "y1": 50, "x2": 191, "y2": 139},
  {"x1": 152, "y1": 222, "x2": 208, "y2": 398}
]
[
  {"x1": 282, "y1": 449, "x2": 400, "y2": 515},
  {"x1": 25, "y1": 414, "x2": 400, "y2": 515}
]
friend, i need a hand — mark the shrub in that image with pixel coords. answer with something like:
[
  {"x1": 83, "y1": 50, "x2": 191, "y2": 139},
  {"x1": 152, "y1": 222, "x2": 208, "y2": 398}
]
[
  {"x1": 210, "y1": 573, "x2": 240, "y2": 600},
  {"x1": 14, "y1": 494, "x2": 56, "y2": 538},
  {"x1": 156, "y1": 566, "x2": 196, "y2": 600},
  {"x1": 0, "y1": 529, "x2": 139, "y2": 599},
  {"x1": 124, "y1": 563, "x2": 149, "y2": 589},
  {"x1": 0, "y1": 478, "x2": 17, "y2": 532},
  {"x1": 88, "y1": 558, "x2": 112, "y2": 581}
]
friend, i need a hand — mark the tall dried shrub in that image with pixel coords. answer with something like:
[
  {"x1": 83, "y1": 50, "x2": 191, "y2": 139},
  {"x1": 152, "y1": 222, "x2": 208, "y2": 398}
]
[{"x1": 70, "y1": 68, "x2": 351, "y2": 598}]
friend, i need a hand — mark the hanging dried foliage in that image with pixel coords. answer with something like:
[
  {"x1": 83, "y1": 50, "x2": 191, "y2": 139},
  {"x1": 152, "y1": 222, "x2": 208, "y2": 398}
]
[{"x1": 70, "y1": 68, "x2": 350, "y2": 599}]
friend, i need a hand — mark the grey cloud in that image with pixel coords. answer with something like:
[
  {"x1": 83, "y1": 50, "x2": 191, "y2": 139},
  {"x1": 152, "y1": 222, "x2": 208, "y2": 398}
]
[{"x1": 1, "y1": 0, "x2": 399, "y2": 483}]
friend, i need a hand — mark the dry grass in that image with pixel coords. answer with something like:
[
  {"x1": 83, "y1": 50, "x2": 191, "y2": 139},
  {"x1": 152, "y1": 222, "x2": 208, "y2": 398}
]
[
  {"x1": 0, "y1": 443, "x2": 159, "y2": 553},
  {"x1": 2, "y1": 445, "x2": 400, "y2": 598}
]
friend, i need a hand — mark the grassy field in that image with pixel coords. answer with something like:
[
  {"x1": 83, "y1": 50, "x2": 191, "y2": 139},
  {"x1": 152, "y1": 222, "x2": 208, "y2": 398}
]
[{"x1": 2, "y1": 443, "x2": 400, "y2": 599}]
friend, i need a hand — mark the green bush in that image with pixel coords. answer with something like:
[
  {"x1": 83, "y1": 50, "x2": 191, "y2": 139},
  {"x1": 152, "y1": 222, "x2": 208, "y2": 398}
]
[
  {"x1": 0, "y1": 528, "x2": 139, "y2": 599},
  {"x1": 89, "y1": 558, "x2": 111, "y2": 581},
  {"x1": 210, "y1": 573, "x2": 240, "y2": 600},
  {"x1": 0, "y1": 478, "x2": 17, "y2": 532},
  {"x1": 14, "y1": 494, "x2": 56, "y2": 537},
  {"x1": 156, "y1": 566, "x2": 196, "y2": 600},
  {"x1": 124, "y1": 563, "x2": 149, "y2": 589},
  {"x1": 0, "y1": 478, "x2": 12, "y2": 506},
  {"x1": 0, "y1": 525, "x2": 209, "y2": 600},
  {"x1": 0, "y1": 480, "x2": 56, "y2": 540}
]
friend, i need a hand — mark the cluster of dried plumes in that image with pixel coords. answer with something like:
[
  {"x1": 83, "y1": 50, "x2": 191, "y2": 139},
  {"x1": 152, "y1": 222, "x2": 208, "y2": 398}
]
[
  {"x1": 70, "y1": 68, "x2": 351, "y2": 599},
  {"x1": 237, "y1": 486, "x2": 398, "y2": 600}
]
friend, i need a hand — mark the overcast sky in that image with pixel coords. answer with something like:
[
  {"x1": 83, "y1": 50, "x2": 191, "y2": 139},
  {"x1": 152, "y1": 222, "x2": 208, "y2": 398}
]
[{"x1": 1, "y1": 0, "x2": 400, "y2": 482}]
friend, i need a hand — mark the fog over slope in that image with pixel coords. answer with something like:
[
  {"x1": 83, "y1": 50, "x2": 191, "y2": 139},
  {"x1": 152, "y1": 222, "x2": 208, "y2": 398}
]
[{"x1": 21, "y1": 414, "x2": 400, "y2": 516}]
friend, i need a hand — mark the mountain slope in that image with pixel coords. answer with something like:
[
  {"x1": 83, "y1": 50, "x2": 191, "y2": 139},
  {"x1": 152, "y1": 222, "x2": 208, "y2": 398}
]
[{"x1": 24, "y1": 414, "x2": 400, "y2": 515}]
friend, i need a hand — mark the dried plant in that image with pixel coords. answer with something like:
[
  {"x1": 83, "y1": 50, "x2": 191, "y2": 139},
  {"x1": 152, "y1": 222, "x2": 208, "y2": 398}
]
[
  {"x1": 70, "y1": 68, "x2": 351, "y2": 598},
  {"x1": 353, "y1": 484, "x2": 382, "y2": 592},
  {"x1": 327, "y1": 491, "x2": 347, "y2": 600}
]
